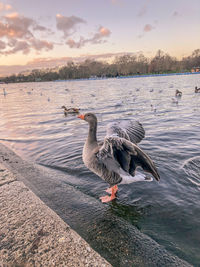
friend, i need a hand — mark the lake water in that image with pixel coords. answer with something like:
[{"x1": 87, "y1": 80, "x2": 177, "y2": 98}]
[{"x1": 0, "y1": 75, "x2": 200, "y2": 266}]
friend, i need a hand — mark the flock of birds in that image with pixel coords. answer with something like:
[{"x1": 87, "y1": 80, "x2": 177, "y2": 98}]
[
  {"x1": 150, "y1": 87, "x2": 200, "y2": 112},
  {"x1": 61, "y1": 86, "x2": 200, "y2": 117},
  {"x1": 2, "y1": 85, "x2": 200, "y2": 117}
]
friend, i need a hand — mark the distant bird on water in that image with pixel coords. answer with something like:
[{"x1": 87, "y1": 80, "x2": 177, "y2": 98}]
[
  {"x1": 114, "y1": 100, "x2": 123, "y2": 107},
  {"x1": 3, "y1": 88, "x2": 7, "y2": 96},
  {"x1": 62, "y1": 106, "x2": 80, "y2": 115},
  {"x1": 151, "y1": 104, "x2": 157, "y2": 112},
  {"x1": 195, "y1": 86, "x2": 200, "y2": 93},
  {"x1": 78, "y1": 113, "x2": 160, "y2": 203},
  {"x1": 175, "y1": 89, "x2": 182, "y2": 97}
]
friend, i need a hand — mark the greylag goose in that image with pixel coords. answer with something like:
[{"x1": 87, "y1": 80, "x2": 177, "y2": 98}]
[
  {"x1": 175, "y1": 89, "x2": 182, "y2": 97},
  {"x1": 78, "y1": 113, "x2": 160, "y2": 203},
  {"x1": 62, "y1": 106, "x2": 80, "y2": 115}
]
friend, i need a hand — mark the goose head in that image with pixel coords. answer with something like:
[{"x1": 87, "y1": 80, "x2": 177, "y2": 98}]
[{"x1": 78, "y1": 113, "x2": 97, "y2": 124}]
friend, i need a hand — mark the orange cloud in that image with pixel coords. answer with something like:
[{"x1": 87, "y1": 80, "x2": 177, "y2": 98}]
[
  {"x1": 99, "y1": 27, "x2": 111, "y2": 36},
  {"x1": 5, "y1": 12, "x2": 18, "y2": 18},
  {"x1": 0, "y1": 2, "x2": 12, "y2": 11}
]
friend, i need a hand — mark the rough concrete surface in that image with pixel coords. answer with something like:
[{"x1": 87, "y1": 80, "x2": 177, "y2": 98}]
[{"x1": 0, "y1": 164, "x2": 111, "y2": 267}]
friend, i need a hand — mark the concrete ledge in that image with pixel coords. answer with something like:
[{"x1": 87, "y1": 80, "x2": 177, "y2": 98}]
[{"x1": 0, "y1": 165, "x2": 111, "y2": 267}]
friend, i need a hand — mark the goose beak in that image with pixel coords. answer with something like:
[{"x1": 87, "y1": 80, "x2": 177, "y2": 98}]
[{"x1": 78, "y1": 114, "x2": 85, "y2": 120}]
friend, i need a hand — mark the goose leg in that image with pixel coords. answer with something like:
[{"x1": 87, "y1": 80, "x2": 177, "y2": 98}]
[
  {"x1": 100, "y1": 186, "x2": 117, "y2": 203},
  {"x1": 105, "y1": 185, "x2": 118, "y2": 194}
]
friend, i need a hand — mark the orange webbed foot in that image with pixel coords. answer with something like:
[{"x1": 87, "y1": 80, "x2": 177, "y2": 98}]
[
  {"x1": 100, "y1": 194, "x2": 116, "y2": 203},
  {"x1": 105, "y1": 185, "x2": 118, "y2": 194},
  {"x1": 100, "y1": 185, "x2": 118, "y2": 203}
]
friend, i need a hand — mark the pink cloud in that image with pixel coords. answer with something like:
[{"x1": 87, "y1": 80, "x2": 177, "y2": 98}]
[
  {"x1": 66, "y1": 26, "x2": 111, "y2": 48},
  {"x1": 144, "y1": 24, "x2": 154, "y2": 32},
  {"x1": 0, "y1": 13, "x2": 52, "y2": 40},
  {"x1": 0, "y1": 13, "x2": 54, "y2": 55},
  {"x1": 30, "y1": 39, "x2": 54, "y2": 51},
  {"x1": 67, "y1": 37, "x2": 85, "y2": 49},
  {"x1": 0, "y1": 40, "x2": 6, "y2": 49},
  {"x1": 56, "y1": 14, "x2": 86, "y2": 38},
  {"x1": 138, "y1": 22, "x2": 155, "y2": 38},
  {"x1": 0, "y1": 2, "x2": 12, "y2": 11},
  {"x1": 1, "y1": 39, "x2": 54, "y2": 55},
  {"x1": 3, "y1": 41, "x2": 30, "y2": 55},
  {"x1": 1, "y1": 14, "x2": 34, "y2": 39}
]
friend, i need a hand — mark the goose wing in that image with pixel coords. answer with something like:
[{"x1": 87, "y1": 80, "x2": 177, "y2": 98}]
[
  {"x1": 106, "y1": 120, "x2": 145, "y2": 144},
  {"x1": 97, "y1": 136, "x2": 160, "y2": 183}
]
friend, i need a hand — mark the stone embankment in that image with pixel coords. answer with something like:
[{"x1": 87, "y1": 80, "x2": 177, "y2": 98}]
[{"x1": 0, "y1": 161, "x2": 111, "y2": 267}]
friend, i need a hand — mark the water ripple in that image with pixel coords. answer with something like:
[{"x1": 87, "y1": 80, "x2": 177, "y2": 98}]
[{"x1": 1, "y1": 75, "x2": 200, "y2": 265}]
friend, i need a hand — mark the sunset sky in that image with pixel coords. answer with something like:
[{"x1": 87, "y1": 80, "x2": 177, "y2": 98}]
[{"x1": 0, "y1": 0, "x2": 200, "y2": 75}]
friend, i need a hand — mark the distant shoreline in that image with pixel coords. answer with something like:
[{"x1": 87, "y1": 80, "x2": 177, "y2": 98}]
[
  {"x1": 117, "y1": 71, "x2": 200, "y2": 79},
  {"x1": 53, "y1": 71, "x2": 200, "y2": 82},
  {"x1": 1, "y1": 71, "x2": 200, "y2": 84}
]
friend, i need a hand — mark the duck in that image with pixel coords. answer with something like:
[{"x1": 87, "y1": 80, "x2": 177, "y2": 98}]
[
  {"x1": 78, "y1": 113, "x2": 160, "y2": 203},
  {"x1": 175, "y1": 89, "x2": 182, "y2": 97},
  {"x1": 62, "y1": 106, "x2": 80, "y2": 115},
  {"x1": 195, "y1": 86, "x2": 200, "y2": 93}
]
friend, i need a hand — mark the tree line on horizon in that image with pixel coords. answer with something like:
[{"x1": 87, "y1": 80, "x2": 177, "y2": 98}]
[{"x1": 1, "y1": 49, "x2": 200, "y2": 83}]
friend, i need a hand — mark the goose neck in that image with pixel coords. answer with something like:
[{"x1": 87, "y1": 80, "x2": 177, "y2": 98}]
[{"x1": 87, "y1": 121, "x2": 97, "y2": 144}]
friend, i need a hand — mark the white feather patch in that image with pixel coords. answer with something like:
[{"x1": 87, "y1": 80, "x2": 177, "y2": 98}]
[{"x1": 119, "y1": 169, "x2": 152, "y2": 184}]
